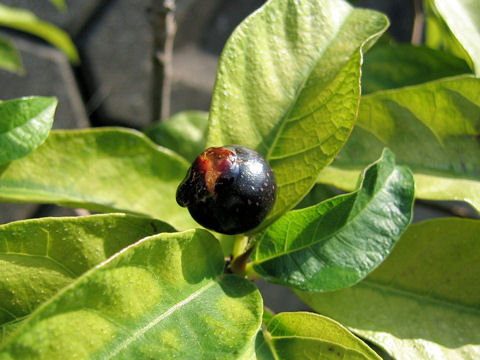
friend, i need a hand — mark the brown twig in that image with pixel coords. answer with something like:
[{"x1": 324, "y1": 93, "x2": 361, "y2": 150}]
[
  {"x1": 411, "y1": 0, "x2": 424, "y2": 45},
  {"x1": 149, "y1": 0, "x2": 176, "y2": 122}
]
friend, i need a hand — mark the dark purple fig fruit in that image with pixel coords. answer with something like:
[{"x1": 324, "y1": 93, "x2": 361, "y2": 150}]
[{"x1": 176, "y1": 145, "x2": 276, "y2": 234}]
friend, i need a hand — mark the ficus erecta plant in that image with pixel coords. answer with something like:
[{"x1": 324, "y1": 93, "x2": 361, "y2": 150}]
[{"x1": 0, "y1": 0, "x2": 479, "y2": 359}]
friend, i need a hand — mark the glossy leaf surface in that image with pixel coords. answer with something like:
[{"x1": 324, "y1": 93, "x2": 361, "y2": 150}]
[
  {"x1": 0, "y1": 37, "x2": 23, "y2": 74},
  {"x1": 319, "y1": 76, "x2": 480, "y2": 213},
  {"x1": 362, "y1": 44, "x2": 471, "y2": 94},
  {"x1": 0, "y1": 97, "x2": 57, "y2": 165},
  {"x1": 206, "y1": 0, "x2": 388, "y2": 226},
  {"x1": 145, "y1": 110, "x2": 208, "y2": 162},
  {"x1": 0, "y1": 214, "x2": 174, "y2": 342},
  {"x1": 0, "y1": 128, "x2": 196, "y2": 230},
  {"x1": 256, "y1": 312, "x2": 381, "y2": 359},
  {"x1": 297, "y1": 218, "x2": 480, "y2": 359},
  {"x1": 428, "y1": 0, "x2": 480, "y2": 75},
  {"x1": 0, "y1": 4, "x2": 78, "y2": 63},
  {"x1": 251, "y1": 149, "x2": 414, "y2": 291},
  {"x1": 0, "y1": 229, "x2": 263, "y2": 359}
]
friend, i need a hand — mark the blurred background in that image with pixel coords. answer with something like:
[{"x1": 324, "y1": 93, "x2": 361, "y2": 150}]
[{"x1": 0, "y1": 0, "x2": 474, "y2": 316}]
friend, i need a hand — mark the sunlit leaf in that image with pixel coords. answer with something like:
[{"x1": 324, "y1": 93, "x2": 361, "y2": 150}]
[
  {"x1": 424, "y1": 0, "x2": 473, "y2": 69},
  {"x1": 426, "y1": 0, "x2": 480, "y2": 75},
  {"x1": 256, "y1": 312, "x2": 381, "y2": 359},
  {"x1": 319, "y1": 76, "x2": 480, "y2": 213},
  {"x1": 297, "y1": 218, "x2": 480, "y2": 359},
  {"x1": 206, "y1": 0, "x2": 388, "y2": 227},
  {"x1": 0, "y1": 214, "x2": 174, "y2": 342},
  {"x1": 0, "y1": 128, "x2": 196, "y2": 230},
  {"x1": 251, "y1": 149, "x2": 414, "y2": 291},
  {"x1": 0, "y1": 229, "x2": 263, "y2": 358},
  {"x1": 0, "y1": 97, "x2": 57, "y2": 165},
  {"x1": 0, "y1": 4, "x2": 78, "y2": 63}
]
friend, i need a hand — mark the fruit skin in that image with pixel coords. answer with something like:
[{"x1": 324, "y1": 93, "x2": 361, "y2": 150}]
[{"x1": 176, "y1": 145, "x2": 276, "y2": 235}]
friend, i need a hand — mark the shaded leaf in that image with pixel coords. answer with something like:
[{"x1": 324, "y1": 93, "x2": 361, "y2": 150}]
[
  {"x1": 144, "y1": 110, "x2": 208, "y2": 162},
  {"x1": 294, "y1": 184, "x2": 338, "y2": 210},
  {"x1": 427, "y1": 0, "x2": 480, "y2": 75},
  {"x1": 0, "y1": 97, "x2": 57, "y2": 165},
  {"x1": 250, "y1": 149, "x2": 414, "y2": 291},
  {"x1": 0, "y1": 4, "x2": 78, "y2": 63},
  {"x1": 297, "y1": 218, "x2": 480, "y2": 359},
  {"x1": 48, "y1": 0, "x2": 66, "y2": 11},
  {"x1": 0, "y1": 229, "x2": 263, "y2": 359},
  {"x1": 0, "y1": 214, "x2": 175, "y2": 342},
  {"x1": 0, "y1": 37, "x2": 23, "y2": 75},
  {"x1": 256, "y1": 312, "x2": 381, "y2": 359},
  {"x1": 0, "y1": 128, "x2": 197, "y2": 230},
  {"x1": 319, "y1": 76, "x2": 480, "y2": 213},
  {"x1": 206, "y1": 0, "x2": 389, "y2": 227},
  {"x1": 362, "y1": 44, "x2": 471, "y2": 94}
]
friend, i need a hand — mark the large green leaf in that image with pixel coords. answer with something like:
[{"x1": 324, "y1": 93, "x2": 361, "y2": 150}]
[
  {"x1": 0, "y1": 128, "x2": 197, "y2": 230},
  {"x1": 362, "y1": 44, "x2": 471, "y2": 94},
  {"x1": 250, "y1": 149, "x2": 414, "y2": 292},
  {"x1": 256, "y1": 312, "x2": 381, "y2": 359},
  {"x1": 0, "y1": 4, "x2": 78, "y2": 63},
  {"x1": 0, "y1": 229, "x2": 263, "y2": 359},
  {"x1": 319, "y1": 76, "x2": 480, "y2": 213},
  {"x1": 0, "y1": 37, "x2": 23, "y2": 75},
  {"x1": 144, "y1": 110, "x2": 208, "y2": 162},
  {"x1": 427, "y1": 0, "x2": 480, "y2": 75},
  {"x1": 297, "y1": 218, "x2": 480, "y2": 359},
  {"x1": 206, "y1": 0, "x2": 389, "y2": 226},
  {"x1": 0, "y1": 214, "x2": 175, "y2": 342},
  {"x1": 0, "y1": 97, "x2": 57, "y2": 166}
]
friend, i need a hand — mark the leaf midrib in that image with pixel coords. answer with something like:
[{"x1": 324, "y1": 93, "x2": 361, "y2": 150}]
[
  {"x1": 254, "y1": 167, "x2": 398, "y2": 265},
  {"x1": 0, "y1": 251, "x2": 78, "y2": 279},
  {"x1": 107, "y1": 280, "x2": 217, "y2": 357},
  {"x1": 265, "y1": 8, "x2": 355, "y2": 161},
  {"x1": 359, "y1": 279, "x2": 480, "y2": 316}
]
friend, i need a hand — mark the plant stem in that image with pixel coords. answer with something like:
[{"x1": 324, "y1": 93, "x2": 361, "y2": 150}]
[
  {"x1": 244, "y1": 263, "x2": 261, "y2": 280},
  {"x1": 150, "y1": 0, "x2": 176, "y2": 122},
  {"x1": 411, "y1": 0, "x2": 424, "y2": 45},
  {"x1": 232, "y1": 235, "x2": 249, "y2": 259}
]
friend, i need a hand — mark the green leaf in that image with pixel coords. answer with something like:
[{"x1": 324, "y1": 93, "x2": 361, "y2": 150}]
[
  {"x1": 0, "y1": 229, "x2": 263, "y2": 359},
  {"x1": 0, "y1": 214, "x2": 175, "y2": 342},
  {"x1": 297, "y1": 218, "x2": 480, "y2": 359},
  {"x1": 427, "y1": 0, "x2": 480, "y2": 75},
  {"x1": 319, "y1": 76, "x2": 480, "y2": 213},
  {"x1": 0, "y1": 128, "x2": 197, "y2": 230},
  {"x1": 362, "y1": 44, "x2": 471, "y2": 94},
  {"x1": 0, "y1": 97, "x2": 57, "y2": 166},
  {"x1": 144, "y1": 111, "x2": 208, "y2": 162},
  {"x1": 256, "y1": 312, "x2": 381, "y2": 360},
  {"x1": 294, "y1": 184, "x2": 338, "y2": 210},
  {"x1": 424, "y1": 0, "x2": 473, "y2": 70},
  {"x1": 0, "y1": 37, "x2": 23, "y2": 75},
  {"x1": 250, "y1": 149, "x2": 414, "y2": 292},
  {"x1": 0, "y1": 4, "x2": 78, "y2": 64},
  {"x1": 48, "y1": 0, "x2": 66, "y2": 11},
  {"x1": 206, "y1": 0, "x2": 389, "y2": 227}
]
